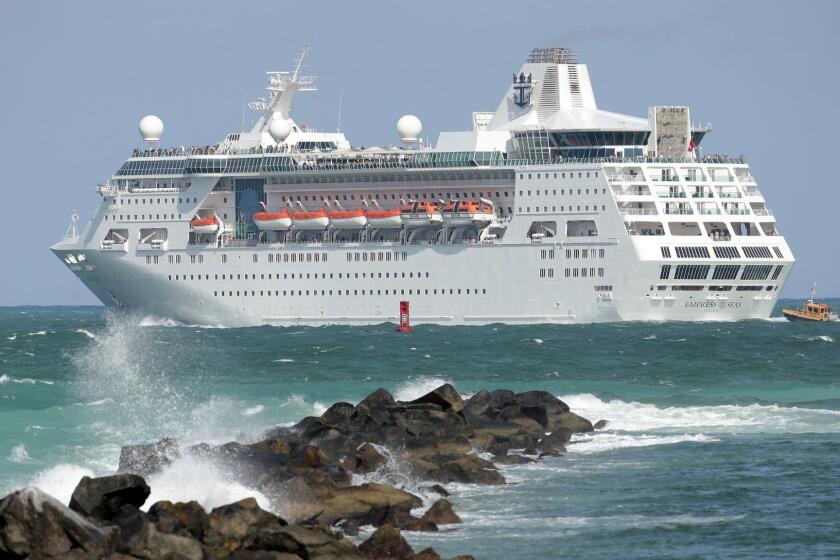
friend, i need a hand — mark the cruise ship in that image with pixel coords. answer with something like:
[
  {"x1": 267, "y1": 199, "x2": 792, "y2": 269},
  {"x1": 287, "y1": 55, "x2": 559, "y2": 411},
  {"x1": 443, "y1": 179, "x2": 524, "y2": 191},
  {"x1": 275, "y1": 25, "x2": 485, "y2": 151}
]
[{"x1": 51, "y1": 46, "x2": 793, "y2": 325}]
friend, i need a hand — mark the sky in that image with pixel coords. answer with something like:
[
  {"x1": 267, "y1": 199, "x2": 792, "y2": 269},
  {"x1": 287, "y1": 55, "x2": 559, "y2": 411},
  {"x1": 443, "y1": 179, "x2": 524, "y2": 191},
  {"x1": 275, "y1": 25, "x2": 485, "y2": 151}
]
[{"x1": 0, "y1": 0, "x2": 838, "y2": 305}]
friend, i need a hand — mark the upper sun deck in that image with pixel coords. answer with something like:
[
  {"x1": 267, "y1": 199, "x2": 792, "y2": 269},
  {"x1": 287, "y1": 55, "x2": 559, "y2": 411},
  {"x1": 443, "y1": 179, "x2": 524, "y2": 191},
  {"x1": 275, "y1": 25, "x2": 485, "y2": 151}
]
[{"x1": 113, "y1": 149, "x2": 748, "y2": 180}]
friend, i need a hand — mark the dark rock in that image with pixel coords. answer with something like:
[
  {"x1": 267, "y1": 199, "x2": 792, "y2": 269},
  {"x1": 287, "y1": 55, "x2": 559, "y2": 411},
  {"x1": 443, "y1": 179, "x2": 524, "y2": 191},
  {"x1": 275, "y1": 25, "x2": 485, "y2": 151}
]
[
  {"x1": 359, "y1": 388, "x2": 396, "y2": 410},
  {"x1": 427, "y1": 484, "x2": 450, "y2": 497},
  {"x1": 384, "y1": 509, "x2": 438, "y2": 532},
  {"x1": 491, "y1": 454, "x2": 537, "y2": 465},
  {"x1": 412, "y1": 548, "x2": 442, "y2": 560},
  {"x1": 206, "y1": 497, "x2": 287, "y2": 551},
  {"x1": 0, "y1": 486, "x2": 112, "y2": 559},
  {"x1": 230, "y1": 552, "x2": 302, "y2": 560},
  {"x1": 537, "y1": 428, "x2": 572, "y2": 455},
  {"x1": 431, "y1": 455, "x2": 505, "y2": 486},
  {"x1": 420, "y1": 499, "x2": 461, "y2": 525},
  {"x1": 114, "y1": 505, "x2": 203, "y2": 560},
  {"x1": 553, "y1": 411, "x2": 595, "y2": 433},
  {"x1": 347, "y1": 442, "x2": 387, "y2": 474},
  {"x1": 359, "y1": 524, "x2": 414, "y2": 559},
  {"x1": 464, "y1": 389, "x2": 495, "y2": 416},
  {"x1": 594, "y1": 419, "x2": 609, "y2": 430},
  {"x1": 321, "y1": 401, "x2": 356, "y2": 428},
  {"x1": 253, "y1": 525, "x2": 363, "y2": 559},
  {"x1": 311, "y1": 483, "x2": 423, "y2": 527},
  {"x1": 409, "y1": 384, "x2": 464, "y2": 414},
  {"x1": 147, "y1": 500, "x2": 209, "y2": 540},
  {"x1": 118, "y1": 437, "x2": 179, "y2": 476},
  {"x1": 69, "y1": 473, "x2": 150, "y2": 521}
]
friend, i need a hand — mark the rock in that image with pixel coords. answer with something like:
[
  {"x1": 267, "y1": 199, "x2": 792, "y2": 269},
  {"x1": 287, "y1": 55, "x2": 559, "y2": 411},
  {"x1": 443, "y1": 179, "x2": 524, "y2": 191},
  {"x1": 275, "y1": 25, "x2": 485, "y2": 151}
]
[
  {"x1": 311, "y1": 483, "x2": 423, "y2": 527},
  {"x1": 321, "y1": 401, "x2": 356, "y2": 428},
  {"x1": 118, "y1": 437, "x2": 179, "y2": 476},
  {"x1": 147, "y1": 500, "x2": 209, "y2": 540},
  {"x1": 594, "y1": 419, "x2": 609, "y2": 430},
  {"x1": 206, "y1": 497, "x2": 287, "y2": 550},
  {"x1": 302, "y1": 445, "x2": 328, "y2": 469},
  {"x1": 347, "y1": 442, "x2": 387, "y2": 474},
  {"x1": 69, "y1": 474, "x2": 150, "y2": 521},
  {"x1": 537, "y1": 428, "x2": 571, "y2": 455},
  {"x1": 412, "y1": 548, "x2": 442, "y2": 560},
  {"x1": 230, "y1": 552, "x2": 303, "y2": 560},
  {"x1": 384, "y1": 510, "x2": 438, "y2": 532},
  {"x1": 0, "y1": 486, "x2": 112, "y2": 559},
  {"x1": 114, "y1": 505, "x2": 203, "y2": 560},
  {"x1": 432, "y1": 455, "x2": 505, "y2": 486},
  {"x1": 420, "y1": 499, "x2": 461, "y2": 525},
  {"x1": 409, "y1": 384, "x2": 464, "y2": 414},
  {"x1": 427, "y1": 484, "x2": 450, "y2": 497},
  {"x1": 359, "y1": 388, "x2": 397, "y2": 410},
  {"x1": 464, "y1": 389, "x2": 495, "y2": 416},
  {"x1": 359, "y1": 524, "x2": 414, "y2": 559},
  {"x1": 553, "y1": 411, "x2": 595, "y2": 433},
  {"x1": 254, "y1": 525, "x2": 363, "y2": 559},
  {"x1": 491, "y1": 454, "x2": 536, "y2": 465}
]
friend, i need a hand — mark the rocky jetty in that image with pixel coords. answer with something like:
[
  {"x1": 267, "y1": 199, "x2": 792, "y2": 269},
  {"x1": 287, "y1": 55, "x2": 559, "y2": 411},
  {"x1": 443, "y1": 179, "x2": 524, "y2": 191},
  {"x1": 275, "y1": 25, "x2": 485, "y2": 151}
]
[{"x1": 0, "y1": 384, "x2": 600, "y2": 559}]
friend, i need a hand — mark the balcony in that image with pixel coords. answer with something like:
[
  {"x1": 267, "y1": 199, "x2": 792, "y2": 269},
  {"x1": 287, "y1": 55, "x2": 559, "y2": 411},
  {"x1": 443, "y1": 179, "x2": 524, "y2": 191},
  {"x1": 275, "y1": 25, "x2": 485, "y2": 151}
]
[
  {"x1": 742, "y1": 185, "x2": 762, "y2": 196},
  {"x1": 725, "y1": 207, "x2": 750, "y2": 215},
  {"x1": 620, "y1": 207, "x2": 658, "y2": 215},
  {"x1": 698, "y1": 207, "x2": 721, "y2": 215},
  {"x1": 664, "y1": 207, "x2": 694, "y2": 215},
  {"x1": 752, "y1": 208, "x2": 773, "y2": 216}
]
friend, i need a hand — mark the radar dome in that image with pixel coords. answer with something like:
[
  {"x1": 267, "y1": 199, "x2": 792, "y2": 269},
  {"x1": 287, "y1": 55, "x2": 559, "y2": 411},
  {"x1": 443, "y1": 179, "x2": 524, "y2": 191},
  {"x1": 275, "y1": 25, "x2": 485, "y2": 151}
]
[
  {"x1": 396, "y1": 114, "x2": 422, "y2": 144},
  {"x1": 138, "y1": 115, "x2": 164, "y2": 143},
  {"x1": 269, "y1": 116, "x2": 292, "y2": 143}
]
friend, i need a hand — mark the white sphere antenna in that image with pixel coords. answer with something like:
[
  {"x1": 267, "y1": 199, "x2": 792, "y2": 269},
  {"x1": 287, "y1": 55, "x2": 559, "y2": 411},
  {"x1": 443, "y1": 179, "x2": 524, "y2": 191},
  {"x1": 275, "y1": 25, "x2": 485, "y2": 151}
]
[
  {"x1": 269, "y1": 115, "x2": 292, "y2": 143},
  {"x1": 397, "y1": 115, "x2": 422, "y2": 145},
  {"x1": 139, "y1": 115, "x2": 164, "y2": 144}
]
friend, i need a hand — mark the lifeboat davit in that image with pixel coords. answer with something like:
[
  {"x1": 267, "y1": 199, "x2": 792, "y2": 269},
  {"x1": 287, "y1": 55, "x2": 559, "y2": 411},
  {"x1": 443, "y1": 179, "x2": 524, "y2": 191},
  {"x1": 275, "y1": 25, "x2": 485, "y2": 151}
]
[
  {"x1": 191, "y1": 215, "x2": 220, "y2": 234},
  {"x1": 253, "y1": 209, "x2": 292, "y2": 231},
  {"x1": 442, "y1": 199, "x2": 495, "y2": 227},
  {"x1": 400, "y1": 201, "x2": 442, "y2": 227},
  {"x1": 366, "y1": 207, "x2": 403, "y2": 229},
  {"x1": 329, "y1": 208, "x2": 368, "y2": 229},
  {"x1": 292, "y1": 208, "x2": 330, "y2": 230}
]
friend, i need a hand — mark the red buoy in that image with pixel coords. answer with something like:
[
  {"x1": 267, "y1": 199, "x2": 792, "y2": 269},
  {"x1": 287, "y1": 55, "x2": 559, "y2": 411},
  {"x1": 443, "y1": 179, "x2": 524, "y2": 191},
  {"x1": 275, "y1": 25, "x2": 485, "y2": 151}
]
[{"x1": 396, "y1": 300, "x2": 413, "y2": 332}]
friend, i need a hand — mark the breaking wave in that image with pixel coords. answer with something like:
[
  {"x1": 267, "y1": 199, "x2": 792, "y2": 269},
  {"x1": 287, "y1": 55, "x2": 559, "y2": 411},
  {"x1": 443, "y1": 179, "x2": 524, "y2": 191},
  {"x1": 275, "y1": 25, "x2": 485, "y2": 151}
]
[{"x1": 393, "y1": 376, "x2": 452, "y2": 402}]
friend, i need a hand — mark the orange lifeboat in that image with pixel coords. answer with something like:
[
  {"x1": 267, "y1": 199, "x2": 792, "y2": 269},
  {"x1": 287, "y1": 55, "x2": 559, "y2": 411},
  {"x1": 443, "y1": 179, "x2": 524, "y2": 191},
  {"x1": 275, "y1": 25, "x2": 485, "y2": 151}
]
[
  {"x1": 400, "y1": 201, "x2": 442, "y2": 227},
  {"x1": 253, "y1": 208, "x2": 292, "y2": 231},
  {"x1": 328, "y1": 208, "x2": 368, "y2": 229},
  {"x1": 292, "y1": 208, "x2": 330, "y2": 230},
  {"x1": 191, "y1": 215, "x2": 220, "y2": 234},
  {"x1": 366, "y1": 207, "x2": 403, "y2": 229},
  {"x1": 442, "y1": 199, "x2": 494, "y2": 226}
]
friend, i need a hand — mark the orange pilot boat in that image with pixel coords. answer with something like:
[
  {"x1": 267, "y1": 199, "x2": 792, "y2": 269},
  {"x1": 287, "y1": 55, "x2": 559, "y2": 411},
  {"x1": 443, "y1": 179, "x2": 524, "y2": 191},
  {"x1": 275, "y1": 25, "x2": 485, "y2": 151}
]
[{"x1": 782, "y1": 288, "x2": 838, "y2": 322}]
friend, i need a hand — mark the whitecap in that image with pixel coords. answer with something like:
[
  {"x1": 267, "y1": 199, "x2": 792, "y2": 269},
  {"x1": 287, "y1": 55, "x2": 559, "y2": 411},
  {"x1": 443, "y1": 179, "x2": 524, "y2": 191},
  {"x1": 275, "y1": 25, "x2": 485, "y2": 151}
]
[
  {"x1": 642, "y1": 334, "x2": 656, "y2": 340},
  {"x1": 560, "y1": 393, "x2": 840, "y2": 434},
  {"x1": 31, "y1": 464, "x2": 96, "y2": 505},
  {"x1": 0, "y1": 374, "x2": 8, "y2": 384},
  {"x1": 28, "y1": 331, "x2": 47, "y2": 336},
  {"x1": 273, "y1": 358, "x2": 295, "y2": 363},
  {"x1": 394, "y1": 376, "x2": 452, "y2": 402},
  {"x1": 8, "y1": 444, "x2": 31, "y2": 463},
  {"x1": 75, "y1": 329, "x2": 96, "y2": 339},
  {"x1": 533, "y1": 338, "x2": 544, "y2": 344},
  {"x1": 145, "y1": 455, "x2": 270, "y2": 512},
  {"x1": 569, "y1": 432, "x2": 718, "y2": 454},
  {"x1": 6, "y1": 334, "x2": 16, "y2": 341},
  {"x1": 242, "y1": 404, "x2": 264, "y2": 416}
]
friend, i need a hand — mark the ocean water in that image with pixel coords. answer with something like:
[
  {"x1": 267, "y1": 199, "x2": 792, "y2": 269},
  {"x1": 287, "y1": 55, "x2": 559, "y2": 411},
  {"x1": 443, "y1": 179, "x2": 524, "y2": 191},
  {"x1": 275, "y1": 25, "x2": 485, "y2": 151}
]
[{"x1": 1, "y1": 304, "x2": 839, "y2": 559}]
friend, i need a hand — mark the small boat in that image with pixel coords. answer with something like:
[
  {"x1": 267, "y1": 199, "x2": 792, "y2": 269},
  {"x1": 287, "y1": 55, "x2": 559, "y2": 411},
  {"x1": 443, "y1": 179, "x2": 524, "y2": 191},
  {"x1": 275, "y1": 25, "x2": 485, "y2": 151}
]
[
  {"x1": 442, "y1": 199, "x2": 494, "y2": 227},
  {"x1": 400, "y1": 201, "x2": 442, "y2": 227},
  {"x1": 191, "y1": 214, "x2": 220, "y2": 234},
  {"x1": 253, "y1": 208, "x2": 292, "y2": 231},
  {"x1": 366, "y1": 207, "x2": 403, "y2": 229},
  {"x1": 329, "y1": 208, "x2": 368, "y2": 229},
  {"x1": 782, "y1": 288, "x2": 838, "y2": 322},
  {"x1": 292, "y1": 208, "x2": 330, "y2": 230}
]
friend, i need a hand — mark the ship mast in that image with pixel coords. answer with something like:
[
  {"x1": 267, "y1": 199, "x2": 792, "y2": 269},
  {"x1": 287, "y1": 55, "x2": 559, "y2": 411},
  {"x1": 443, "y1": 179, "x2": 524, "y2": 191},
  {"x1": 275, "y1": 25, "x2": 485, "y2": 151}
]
[{"x1": 249, "y1": 44, "x2": 318, "y2": 133}]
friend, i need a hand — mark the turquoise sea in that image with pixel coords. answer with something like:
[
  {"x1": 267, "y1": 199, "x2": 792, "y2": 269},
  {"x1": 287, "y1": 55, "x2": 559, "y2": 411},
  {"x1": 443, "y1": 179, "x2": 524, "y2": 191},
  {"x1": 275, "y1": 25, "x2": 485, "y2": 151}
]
[{"x1": 1, "y1": 304, "x2": 839, "y2": 559}]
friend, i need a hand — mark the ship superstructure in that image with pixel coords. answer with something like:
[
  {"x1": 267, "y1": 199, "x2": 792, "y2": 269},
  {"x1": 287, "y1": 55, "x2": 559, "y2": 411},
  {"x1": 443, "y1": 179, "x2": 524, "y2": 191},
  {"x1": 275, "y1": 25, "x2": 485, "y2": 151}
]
[{"x1": 52, "y1": 46, "x2": 793, "y2": 325}]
